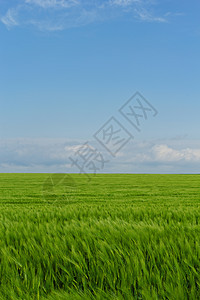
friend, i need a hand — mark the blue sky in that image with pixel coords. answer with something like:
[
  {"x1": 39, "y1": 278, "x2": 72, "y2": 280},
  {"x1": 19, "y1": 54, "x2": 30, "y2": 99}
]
[{"x1": 0, "y1": 0, "x2": 200, "y2": 173}]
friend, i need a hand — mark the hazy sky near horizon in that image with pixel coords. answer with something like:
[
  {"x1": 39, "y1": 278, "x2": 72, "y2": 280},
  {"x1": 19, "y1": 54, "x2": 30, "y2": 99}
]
[{"x1": 0, "y1": 0, "x2": 200, "y2": 173}]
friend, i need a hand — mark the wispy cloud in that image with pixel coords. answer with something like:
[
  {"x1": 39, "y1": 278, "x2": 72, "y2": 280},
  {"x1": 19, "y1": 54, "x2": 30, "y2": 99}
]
[
  {"x1": 0, "y1": 0, "x2": 181, "y2": 31},
  {"x1": 29, "y1": 20, "x2": 65, "y2": 31},
  {"x1": 109, "y1": 0, "x2": 141, "y2": 7},
  {"x1": 135, "y1": 8, "x2": 167, "y2": 23},
  {"x1": 24, "y1": 0, "x2": 79, "y2": 9},
  {"x1": 164, "y1": 11, "x2": 185, "y2": 17},
  {"x1": 1, "y1": 8, "x2": 19, "y2": 28}
]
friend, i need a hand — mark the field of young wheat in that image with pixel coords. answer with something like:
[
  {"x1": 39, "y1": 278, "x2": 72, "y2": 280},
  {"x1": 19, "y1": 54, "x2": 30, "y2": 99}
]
[{"x1": 0, "y1": 174, "x2": 200, "y2": 299}]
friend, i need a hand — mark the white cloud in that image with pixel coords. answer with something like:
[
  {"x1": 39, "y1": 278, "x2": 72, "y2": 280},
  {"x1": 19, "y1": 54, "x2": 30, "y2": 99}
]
[{"x1": 152, "y1": 144, "x2": 200, "y2": 162}]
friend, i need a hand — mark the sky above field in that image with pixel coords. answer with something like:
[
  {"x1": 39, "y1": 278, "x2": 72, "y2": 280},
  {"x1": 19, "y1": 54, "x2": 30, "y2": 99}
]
[{"x1": 0, "y1": 0, "x2": 200, "y2": 173}]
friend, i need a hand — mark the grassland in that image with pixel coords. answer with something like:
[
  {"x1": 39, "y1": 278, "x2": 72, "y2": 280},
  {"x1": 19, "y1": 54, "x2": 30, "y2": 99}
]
[{"x1": 0, "y1": 174, "x2": 200, "y2": 299}]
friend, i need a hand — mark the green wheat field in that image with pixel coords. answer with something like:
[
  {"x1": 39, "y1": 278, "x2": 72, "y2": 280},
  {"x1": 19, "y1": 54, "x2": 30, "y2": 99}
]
[{"x1": 0, "y1": 174, "x2": 200, "y2": 299}]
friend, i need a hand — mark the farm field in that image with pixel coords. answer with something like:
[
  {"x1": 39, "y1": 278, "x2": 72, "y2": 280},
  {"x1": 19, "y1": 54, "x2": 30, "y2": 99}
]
[{"x1": 0, "y1": 174, "x2": 200, "y2": 299}]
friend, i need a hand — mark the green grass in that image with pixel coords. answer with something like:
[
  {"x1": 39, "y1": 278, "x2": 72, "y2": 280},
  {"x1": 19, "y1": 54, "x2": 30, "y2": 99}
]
[{"x1": 0, "y1": 174, "x2": 200, "y2": 299}]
